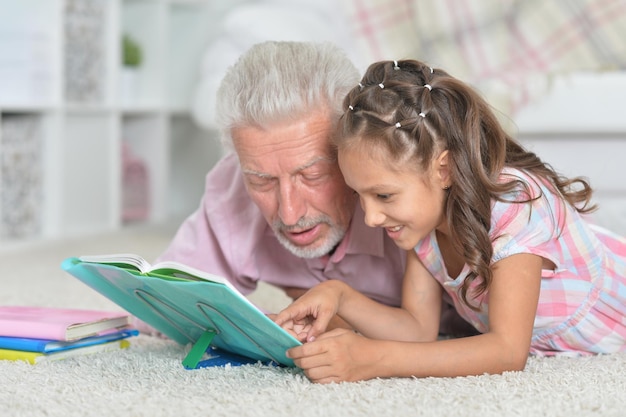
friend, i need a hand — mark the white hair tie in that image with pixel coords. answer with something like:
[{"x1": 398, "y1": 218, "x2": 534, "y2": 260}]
[{"x1": 424, "y1": 84, "x2": 432, "y2": 91}]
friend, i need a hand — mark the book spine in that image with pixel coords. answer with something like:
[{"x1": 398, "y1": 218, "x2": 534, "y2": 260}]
[
  {"x1": 0, "y1": 340, "x2": 131, "y2": 364},
  {"x1": 0, "y1": 348, "x2": 41, "y2": 364},
  {"x1": 0, "y1": 320, "x2": 67, "y2": 340},
  {"x1": 0, "y1": 337, "x2": 47, "y2": 352}
]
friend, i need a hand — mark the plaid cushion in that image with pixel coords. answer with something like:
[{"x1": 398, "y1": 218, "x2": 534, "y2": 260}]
[{"x1": 341, "y1": 0, "x2": 626, "y2": 114}]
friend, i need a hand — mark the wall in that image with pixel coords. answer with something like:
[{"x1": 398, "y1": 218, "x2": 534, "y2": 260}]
[{"x1": 514, "y1": 72, "x2": 626, "y2": 235}]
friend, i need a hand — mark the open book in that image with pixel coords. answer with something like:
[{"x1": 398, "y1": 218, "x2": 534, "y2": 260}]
[{"x1": 61, "y1": 254, "x2": 301, "y2": 368}]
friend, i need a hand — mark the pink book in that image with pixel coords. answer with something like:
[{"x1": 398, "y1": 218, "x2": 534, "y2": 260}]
[{"x1": 0, "y1": 306, "x2": 131, "y2": 341}]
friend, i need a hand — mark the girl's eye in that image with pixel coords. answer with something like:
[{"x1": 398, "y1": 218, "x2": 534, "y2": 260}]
[{"x1": 377, "y1": 194, "x2": 391, "y2": 200}]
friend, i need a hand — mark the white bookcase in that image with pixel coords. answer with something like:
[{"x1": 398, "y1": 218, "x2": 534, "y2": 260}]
[{"x1": 0, "y1": 0, "x2": 224, "y2": 242}]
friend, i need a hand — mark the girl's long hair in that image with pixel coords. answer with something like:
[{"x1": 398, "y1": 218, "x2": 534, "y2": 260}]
[{"x1": 336, "y1": 60, "x2": 595, "y2": 309}]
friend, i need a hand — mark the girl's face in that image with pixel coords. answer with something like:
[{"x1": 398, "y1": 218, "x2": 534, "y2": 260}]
[{"x1": 338, "y1": 143, "x2": 450, "y2": 250}]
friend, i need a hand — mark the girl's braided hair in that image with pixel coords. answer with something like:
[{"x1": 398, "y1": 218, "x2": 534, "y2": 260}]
[{"x1": 336, "y1": 59, "x2": 595, "y2": 309}]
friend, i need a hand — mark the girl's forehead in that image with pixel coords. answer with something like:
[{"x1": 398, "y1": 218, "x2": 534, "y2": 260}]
[
  {"x1": 339, "y1": 141, "x2": 426, "y2": 176},
  {"x1": 338, "y1": 147, "x2": 425, "y2": 182}
]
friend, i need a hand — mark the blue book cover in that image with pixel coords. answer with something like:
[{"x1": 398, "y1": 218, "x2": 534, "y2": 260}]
[
  {"x1": 0, "y1": 329, "x2": 139, "y2": 353},
  {"x1": 61, "y1": 255, "x2": 301, "y2": 368}
]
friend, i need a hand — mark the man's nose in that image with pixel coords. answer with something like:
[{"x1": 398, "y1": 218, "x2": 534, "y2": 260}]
[{"x1": 277, "y1": 181, "x2": 306, "y2": 226}]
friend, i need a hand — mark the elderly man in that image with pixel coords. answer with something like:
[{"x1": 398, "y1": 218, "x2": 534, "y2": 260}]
[{"x1": 159, "y1": 41, "x2": 471, "y2": 334}]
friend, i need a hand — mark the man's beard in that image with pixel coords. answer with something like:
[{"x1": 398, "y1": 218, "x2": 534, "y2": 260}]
[{"x1": 272, "y1": 215, "x2": 347, "y2": 259}]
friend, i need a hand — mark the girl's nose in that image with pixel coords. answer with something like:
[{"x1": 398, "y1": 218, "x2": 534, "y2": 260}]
[{"x1": 362, "y1": 203, "x2": 385, "y2": 228}]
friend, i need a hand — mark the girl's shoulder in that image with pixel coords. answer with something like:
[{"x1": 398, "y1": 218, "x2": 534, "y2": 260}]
[
  {"x1": 491, "y1": 167, "x2": 567, "y2": 256},
  {"x1": 497, "y1": 167, "x2": 547, "y2": 201},
  {"x1": 494, "y1": 167, "x2": 557, "y2": 214}
]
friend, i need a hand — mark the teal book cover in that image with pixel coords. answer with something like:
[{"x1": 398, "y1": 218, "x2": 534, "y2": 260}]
[{"x1": 61, "y1": 256, "x2": 301, "y2": 367}]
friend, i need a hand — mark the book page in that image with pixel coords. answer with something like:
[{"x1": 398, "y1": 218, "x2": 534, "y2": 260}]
[
  {"x1": 78, "y1": 254, "x2": 247, "y2": 302},
  {"x1": 79, "y1": 253, "x2": 152, "y2": 272}
]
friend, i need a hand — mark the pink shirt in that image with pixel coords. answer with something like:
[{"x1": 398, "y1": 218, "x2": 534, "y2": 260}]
[
  {"x1": 415, "y1": 168, "x2": 626, "y2": 355},
  {"x1": 158, "y1": 152, "x2": 406, "y2": 307}
]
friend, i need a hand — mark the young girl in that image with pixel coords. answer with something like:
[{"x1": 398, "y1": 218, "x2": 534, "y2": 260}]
[{"x1": 273, "y1": 59, "x2": 626, "y2": 384}]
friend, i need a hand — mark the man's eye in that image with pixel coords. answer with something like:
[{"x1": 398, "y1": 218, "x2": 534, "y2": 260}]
[
  {"x1": 301, "y1": 172, "x2": 325, "y2": 183},
  {"x1": 246, "y1": 177, "x2": 274, "y2": 189}
]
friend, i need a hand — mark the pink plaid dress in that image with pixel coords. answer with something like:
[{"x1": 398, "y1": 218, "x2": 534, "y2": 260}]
[{"x1": 415, "y1": 168, "x2": 626, "y2": 356}]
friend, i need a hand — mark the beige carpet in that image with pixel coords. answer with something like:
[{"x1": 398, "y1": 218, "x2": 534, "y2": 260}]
[{"x1": 1, "y1": 225, "x2": 625, "y2": 417}]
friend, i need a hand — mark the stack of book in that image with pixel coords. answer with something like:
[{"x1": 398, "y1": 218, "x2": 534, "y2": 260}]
[{"x1": 0, "y1": 306, "x2": 138, "y2": 364}]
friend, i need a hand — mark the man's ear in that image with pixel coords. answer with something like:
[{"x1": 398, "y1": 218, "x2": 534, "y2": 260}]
[{"x1": 436, "y1": 150, "x2": 451, "y2": 189}]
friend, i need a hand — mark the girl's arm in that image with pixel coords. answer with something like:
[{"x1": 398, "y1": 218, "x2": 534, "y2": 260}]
[
  {"x1": 274, "y1": 250, "x2": 443, "y2": 343},
  {"x1": 286, "y1": 252, "x2": 542, "y2": 383}
]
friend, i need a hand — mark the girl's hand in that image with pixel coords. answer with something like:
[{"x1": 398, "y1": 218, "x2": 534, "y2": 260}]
[
  {"x1": 273, "y1": 280, "x2": 345, "y2": 342},
  {"x1": 285, "y1": 328, "x2": 383, "y2": 383},
  {"x1": 270, "y1": 314, "x2": 314, "y2": 340}
]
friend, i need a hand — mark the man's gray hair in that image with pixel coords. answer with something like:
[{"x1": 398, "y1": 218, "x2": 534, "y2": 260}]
[{"x1": 215, "y1": 41, "x2": 360, "y2": 148}]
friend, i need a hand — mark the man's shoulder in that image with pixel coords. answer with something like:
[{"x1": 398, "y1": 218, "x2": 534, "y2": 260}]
[
  {"x1": 205, "y1": 152, "x2": 242, "y2": 186},
  {"x1": 203, "y1": 152, "x2": 253, "y2": 208}
]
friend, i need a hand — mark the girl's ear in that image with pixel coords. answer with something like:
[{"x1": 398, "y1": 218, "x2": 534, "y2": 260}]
[{"x1": 436, "y1": 150, "x2": 451, "y2": 189}]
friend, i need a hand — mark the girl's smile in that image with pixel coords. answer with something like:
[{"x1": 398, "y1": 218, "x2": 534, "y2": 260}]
[{"x1": 384, "y1": 225, "x2": 405, "y2": 241}]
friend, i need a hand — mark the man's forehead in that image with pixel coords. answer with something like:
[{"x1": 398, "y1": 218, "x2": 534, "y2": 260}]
[
  {"x1": 231, "y1": 109, "x2": 333, "y2": 140},
  {"x1": 242, "y1": 155, "x2": 334, "y2": 177},
  {"x1": 233, "y1": 109, "x2": 337, "y2": 168}
]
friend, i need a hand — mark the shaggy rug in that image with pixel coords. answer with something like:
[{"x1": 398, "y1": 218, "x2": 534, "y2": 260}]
[{"x1": 1, "y1": 225, "x2": 624, "y2": 417}]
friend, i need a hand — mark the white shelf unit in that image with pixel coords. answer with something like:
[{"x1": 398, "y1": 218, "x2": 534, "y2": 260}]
[{"x1": 0, "y1": 0, "x2": 222, "y2": 242}]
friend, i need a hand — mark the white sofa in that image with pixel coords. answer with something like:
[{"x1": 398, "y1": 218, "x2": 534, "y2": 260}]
[{"x1": 514, "y1": 72, "x2": 626, "y2": 236}]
